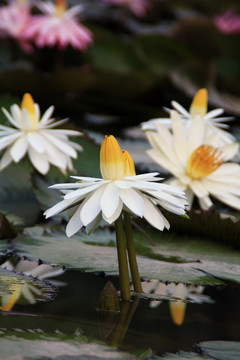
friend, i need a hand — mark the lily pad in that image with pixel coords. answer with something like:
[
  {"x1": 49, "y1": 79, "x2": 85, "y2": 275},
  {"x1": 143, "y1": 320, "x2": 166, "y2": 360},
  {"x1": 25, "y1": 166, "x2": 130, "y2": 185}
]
[
  {"x1": 8, "y1": 227, "x2": 240, "y2": 285},
  {"x1": 199, "y1": 340, "x2": 240, "y2": 360},
  {"x1": 0, "y1": 332, "x2": 138, "y2": 360}
]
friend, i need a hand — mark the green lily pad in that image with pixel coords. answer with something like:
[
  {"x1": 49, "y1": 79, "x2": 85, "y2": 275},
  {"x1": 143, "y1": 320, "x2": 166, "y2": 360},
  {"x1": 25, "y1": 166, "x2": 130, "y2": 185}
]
[
  {"x1": 199, "y1": 340, "x2": 240, "y2": 360},
  {"x1": 0, "y1": 332, "x2": 138, "y2": 360},
  {"x1": 8, "y1": 226, "x2": 240, "y2": 285}
]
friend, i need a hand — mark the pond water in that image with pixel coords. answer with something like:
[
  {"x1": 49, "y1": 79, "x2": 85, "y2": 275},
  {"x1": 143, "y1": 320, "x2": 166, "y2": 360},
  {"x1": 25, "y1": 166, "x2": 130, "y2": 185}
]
[{"x1": 1, "y1": 270, "x2": 240, "y2": 357}]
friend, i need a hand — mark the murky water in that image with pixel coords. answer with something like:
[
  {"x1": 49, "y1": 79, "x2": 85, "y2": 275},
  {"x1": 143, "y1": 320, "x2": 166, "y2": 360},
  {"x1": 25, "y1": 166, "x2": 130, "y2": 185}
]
[{"x1": 1, "y1": 270, "x2": 240, "y2": 356}]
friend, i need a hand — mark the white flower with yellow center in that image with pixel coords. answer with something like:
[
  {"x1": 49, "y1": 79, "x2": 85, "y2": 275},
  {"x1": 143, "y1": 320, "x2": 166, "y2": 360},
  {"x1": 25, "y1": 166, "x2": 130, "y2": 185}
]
[
  {"x1": 44, "y1": 135, "x2": 187, "y2": 237},
  {"x1": 142, "y1": 88, "x2": 235, "y2": 145},
  {"x1": 0, "y1": 93, "x2": 82, "y2": 174},
  {"x1": 146, "y1": 111, "x2": 240, "y2": 210}
]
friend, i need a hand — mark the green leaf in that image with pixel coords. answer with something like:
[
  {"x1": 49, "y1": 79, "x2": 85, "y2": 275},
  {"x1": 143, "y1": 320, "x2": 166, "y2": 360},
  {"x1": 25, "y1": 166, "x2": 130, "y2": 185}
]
[
  {"x1": 9, "y1": 226, "x2": 240, "y2": 285},
  {"x1": 0, "y1": 332, "x2": 138, "y2": 360},
  {"x1": 199, "y1": 340, "x2": 240, "y2": 360}
]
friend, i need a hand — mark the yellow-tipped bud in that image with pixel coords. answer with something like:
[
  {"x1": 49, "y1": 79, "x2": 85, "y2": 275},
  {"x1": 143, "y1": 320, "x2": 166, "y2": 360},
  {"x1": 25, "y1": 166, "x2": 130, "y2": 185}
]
[
  {"x1": 169, "y1": 300, "x2": 186, "y2": 326},
  {"x1": 186, "y1": 145, "x2": 223, "y2": 180},
  {"x1": 122, "y1": 150, "x2": 136, "y2": 177},
  {"x1": 21, "y1": 93, "x2": 38, "y2": 129},
  {"x1": 189, "y1": 88, "x2": 207, "y2": 118},
  {"x1": 100, "y1": 135, "x2": 124, "y2": 180}
]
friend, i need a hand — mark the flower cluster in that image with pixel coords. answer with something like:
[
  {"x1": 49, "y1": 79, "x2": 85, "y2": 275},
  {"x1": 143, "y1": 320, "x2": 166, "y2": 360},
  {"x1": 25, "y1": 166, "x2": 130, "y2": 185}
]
[
  {"x1": 143, "y1": 89, "x2": 240, "y2": 211},
  {"x1": 0, "y1": 0, "x2": 93, "y2": 51}
]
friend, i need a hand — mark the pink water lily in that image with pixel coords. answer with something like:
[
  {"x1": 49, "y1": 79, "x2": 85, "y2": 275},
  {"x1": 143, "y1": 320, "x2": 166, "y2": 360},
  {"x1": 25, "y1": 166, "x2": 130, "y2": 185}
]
[{"x1": 22, "y1": 0, "x2": 93, "y2": 50}]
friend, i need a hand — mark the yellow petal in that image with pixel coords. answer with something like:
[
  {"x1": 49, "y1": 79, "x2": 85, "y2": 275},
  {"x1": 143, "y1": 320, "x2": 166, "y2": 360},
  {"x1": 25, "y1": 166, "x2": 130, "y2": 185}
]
[
  {"x1": 169, "y1": 300, "x2": 186, "y2": 326},
  {"x1": 189, "y1": 88, "x2": 207, "y2": 118},
  {"x1": 21, "y1": 93, "x2": 38, "y2": 129},
  {"x1": 100, "y1": 135, "x2": 124, "y2": 180},
  {"x1": 55, "y1": 0, "x2": 66, "y2": 15},
  {"x1": 122, "y1": 150, "x2": 136, "y2": 176}
]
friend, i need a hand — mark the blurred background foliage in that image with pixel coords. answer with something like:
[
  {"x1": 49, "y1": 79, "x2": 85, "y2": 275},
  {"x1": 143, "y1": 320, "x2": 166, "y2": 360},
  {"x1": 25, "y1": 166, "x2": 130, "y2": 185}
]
[{"x1": 1, "y1": 0, "x2": 240, "y2": 132}]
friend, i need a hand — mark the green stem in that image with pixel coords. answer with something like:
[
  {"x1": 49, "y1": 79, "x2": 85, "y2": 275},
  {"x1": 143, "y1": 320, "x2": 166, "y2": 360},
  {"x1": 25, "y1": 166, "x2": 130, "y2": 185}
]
[
  {"x1": 115, "y1": 215, "x2": 131, "y2": 301},
  {"x1": 124, "y1": 212, "x2": 143, "y2": 293}
]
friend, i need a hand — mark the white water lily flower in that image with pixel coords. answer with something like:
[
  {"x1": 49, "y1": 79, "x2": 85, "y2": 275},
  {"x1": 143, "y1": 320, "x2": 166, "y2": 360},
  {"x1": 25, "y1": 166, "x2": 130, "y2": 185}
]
[
  {"x1": 142, "y1": 88, "x2": 235, "y2": 145},
  {"x1": 0, "y1": 93, "x2": 82, "y2": 174},
  {"x1": 44, "y1": 135, "x2": 187, "y2": 237},
  {"x1": 146, "y1": 110, "x2": 240, "y2": 210}
]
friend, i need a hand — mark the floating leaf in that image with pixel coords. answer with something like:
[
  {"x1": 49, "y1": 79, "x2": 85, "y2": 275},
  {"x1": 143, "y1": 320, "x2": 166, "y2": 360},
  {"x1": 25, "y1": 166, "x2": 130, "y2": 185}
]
[
  {"x1": 8, "y1": 227, "x2": 240, "y2": 285},
  {"x1": 0, "y1": 332, "x2": 138, "y2": 360},
  {"x1": 199, "y1": 340, "x2": 240, "y2": 360}
]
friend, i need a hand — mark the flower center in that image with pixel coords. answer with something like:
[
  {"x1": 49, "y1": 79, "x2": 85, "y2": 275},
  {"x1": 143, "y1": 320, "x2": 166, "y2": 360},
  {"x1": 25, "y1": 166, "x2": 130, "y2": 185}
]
[
  {"x1": 100, "y1": 135, "x2": 125, "y2": 180},
  {"x1": 21, "y1": 93, "x2": 39, "y2": 130},
  {"x1": 122, "y1": 150, "x2": 136, "y2": 176},
  {"x1": 186, "y1": 145, "x2": 223, "y2": 179},
  {"x1": 55, "y1": 0, "x2": 66, "y2": 16},
  {"x1": 189, "y1": 88, "x2": 207, "y2": 118}
]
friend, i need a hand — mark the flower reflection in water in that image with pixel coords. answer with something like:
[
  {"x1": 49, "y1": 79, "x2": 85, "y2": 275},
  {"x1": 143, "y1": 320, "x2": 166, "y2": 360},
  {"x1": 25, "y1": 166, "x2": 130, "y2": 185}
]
[
  {"x1": 0, "y1": 258, "x2": 65, "y2": 312},
  {"x1": 141, "y1": 280, "x2": 214, "y2": 326}
]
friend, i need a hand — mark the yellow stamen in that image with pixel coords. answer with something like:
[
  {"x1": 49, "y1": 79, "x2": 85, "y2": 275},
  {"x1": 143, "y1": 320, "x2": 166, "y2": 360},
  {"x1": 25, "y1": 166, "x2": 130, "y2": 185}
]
[
  {"x1": 186, "y1": 145, "x2": 223, "y2": 180},
  {"x1": 122, "y1": 150, "x2": 136, "y2": 176},
  {"x1": 55, "y1": 0, "x2": 66, "y2": 16},
  {"x1": 169, "y1": 301, "x2": 186, "y2": 326},
  {"x1": 1, "y1": 284, "x2": 21, "y2": 312},
  {"x1": 189, "y1": 88, "x2": 208, "y2": 118},
  {"x1": 100, "y1": 135, "x2": 124, "y2": 180},
  {"x1": 21, "y1": 93, "x2": 39, "y2": 129}
]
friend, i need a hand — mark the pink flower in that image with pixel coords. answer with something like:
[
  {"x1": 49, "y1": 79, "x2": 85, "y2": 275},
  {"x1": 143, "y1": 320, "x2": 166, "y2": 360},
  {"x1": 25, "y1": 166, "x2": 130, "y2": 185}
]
[
  {"x1": 0, "y1": 0, "x2": 32, "y2": 52},
  {"x1": 213, "y1": 10, "x2": 240, "y2": 34},
  {"x1": 22, "y1": 0, "x2": 93, "y2": 50},
  {"x1": 103, "y1": 0, "x2": 149, "y2": 17}
]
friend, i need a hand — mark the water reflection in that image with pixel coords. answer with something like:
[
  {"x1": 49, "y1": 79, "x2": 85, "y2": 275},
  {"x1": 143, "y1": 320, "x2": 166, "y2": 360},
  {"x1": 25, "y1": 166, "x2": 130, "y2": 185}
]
[
  {"x1": 141, "y1": 280, "x2": 214, "y2": 325},
  {"x1": 0, "y1": 257, "x2": 65, "y2": 311}
]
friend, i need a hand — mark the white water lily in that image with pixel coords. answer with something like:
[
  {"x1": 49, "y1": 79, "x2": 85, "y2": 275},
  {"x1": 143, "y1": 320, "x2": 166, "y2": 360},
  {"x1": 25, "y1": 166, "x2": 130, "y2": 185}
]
[
  {"x1": 0, "y1": 93, "x2": 82, "y2": 174},
  {"x1": 145, "y1": 110, "x2": 240, "y2": 210},
  {"x1": 44, "y1": 135, "x2": 187, "y2": 237},
  {"x1": 142, "y1": 88, "x2": 235, "y2": 145}
]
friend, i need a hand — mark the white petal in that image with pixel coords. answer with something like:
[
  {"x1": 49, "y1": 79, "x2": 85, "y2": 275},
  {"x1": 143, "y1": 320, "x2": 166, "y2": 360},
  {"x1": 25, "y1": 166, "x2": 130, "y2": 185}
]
[
  {"x1": 28, "y1": 146, "x2": 50, "y2": 174},
  {"x1": 10, "y1": 104, "x2": 21, "y2": 123},
  {"x1": 220, "y1": 143, "x2": 239, "y2": 160},
  {"x1": 80, "y1": 185, "x2": 106, "y2": 226},
  {"x1": 1, "y1": 107, "x2": 20, "y2": 128},
  {"x1": 0, "y1": 132, "x2": 22, "y2": 150},
  {"x1": 103, "y1": 199, "x2": 123, "y2": 224},
  {"x1": 27, "y1": 132, "x2": 46, "y2": 153},
  {"x1": 119, "y1": 188, "x2": 144, "y2": 217},
  {"x1": 44, "y1": 197, "x2": 78, "y2": 218},
  {"x1": 100, "y1": 182, "x2": 120, "y2": 218},
  {"x1": 198, "y1": 195, "x2": 213, "y2": 210},
  {"x1": 187, "y1": 115, "x2": 206, "y2": 154},
  {"x1": 143, "y1": 197, "x2": 169, "y2": 230},
  {"x1": 205, "y1": 108, "x2": 224, "y2": 119},
  {"x1": 171, "y1": 101, "x2": 190, "y2": 117},
  {"x1": 190, "y1": 180, "x2": 208, "y2": 197},
  {"x1": 0, "y1": 148, "x2": 12, "y2": 170},
  {"x1": 39, "y1": 105, "x2": 55, "y2": 124},
  {"x1": 171, "y1": 111, "x2": 188, "y2": 165},
  {"x1": 64, "y1": 182, "x2": 103, "y2": 200},
  {"x1": 10, "y1": 135, "x2": 28, "y2": 162},
  {"x1": 41, "y1": 131, "x2": 77, "y2": 158},
  {"x1": 66, "y1": 205, "x2": 83, "y2": 237}
]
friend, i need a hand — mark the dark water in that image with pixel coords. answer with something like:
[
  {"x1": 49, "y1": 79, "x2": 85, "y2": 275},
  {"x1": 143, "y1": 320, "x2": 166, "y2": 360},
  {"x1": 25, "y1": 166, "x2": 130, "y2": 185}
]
[{"x1": 1, "y1": 270, "x2": 240, "y2": 356}]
